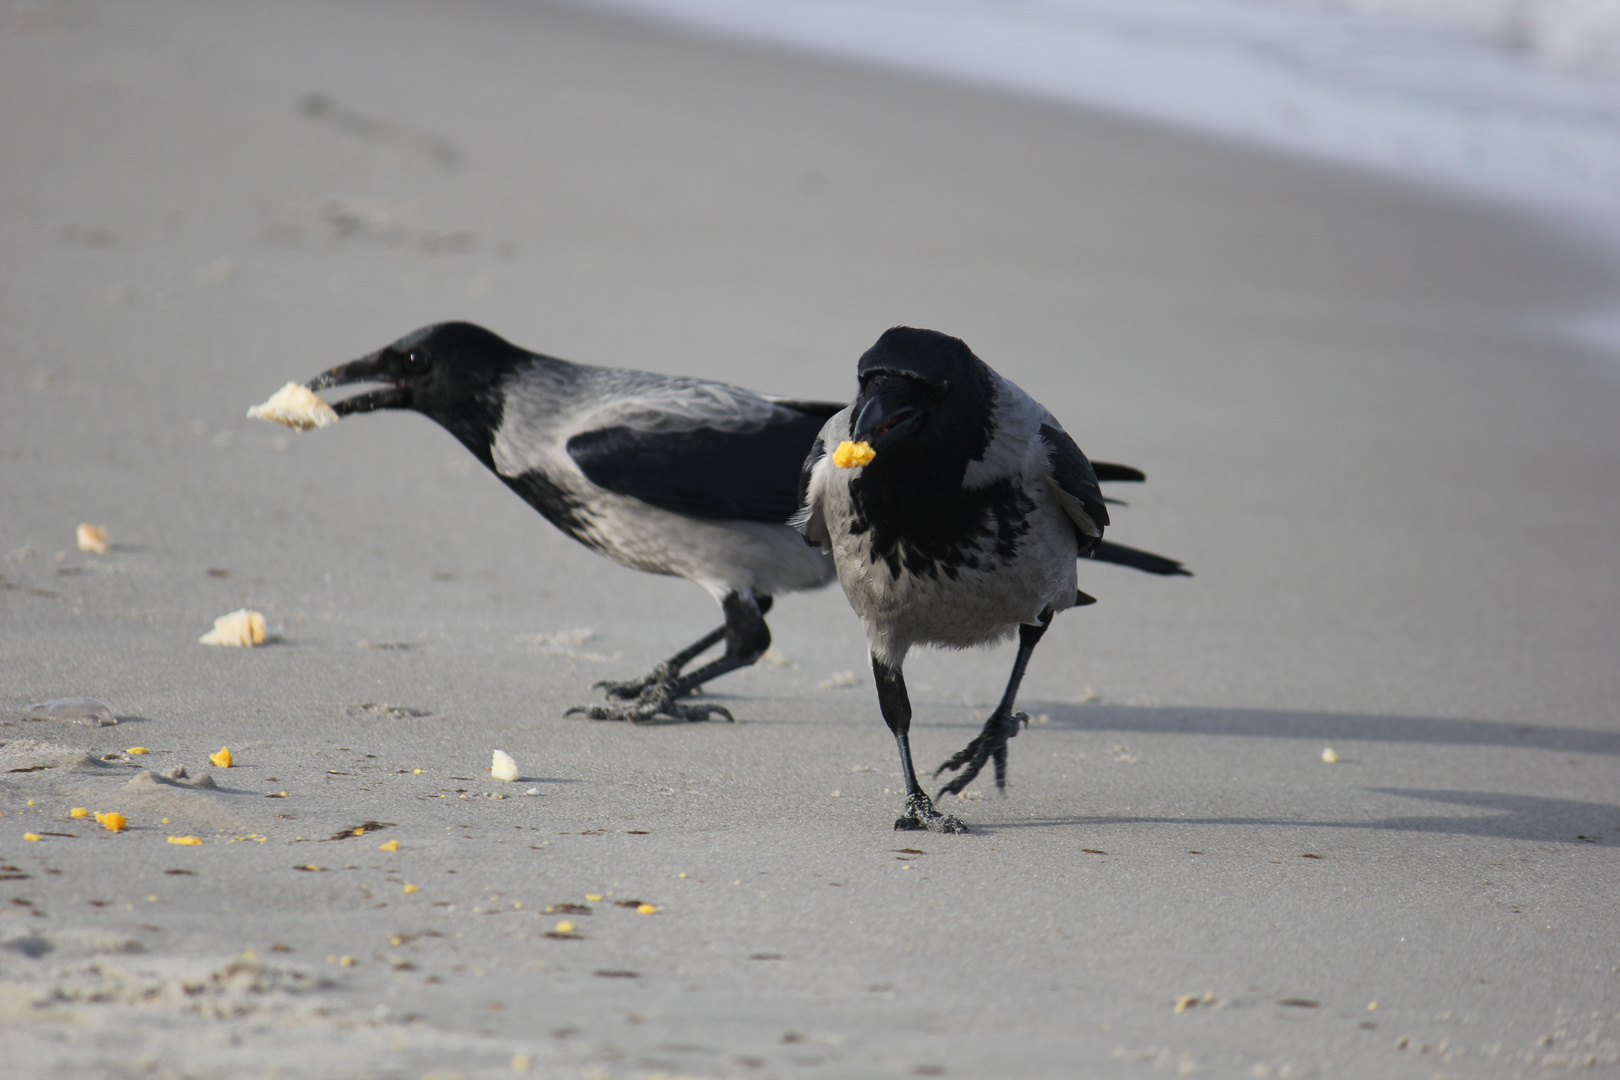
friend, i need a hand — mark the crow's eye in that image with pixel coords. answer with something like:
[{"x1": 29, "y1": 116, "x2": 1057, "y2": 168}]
[{"x1": 403, "y1": 350, "x2": 427, "y2": 372}]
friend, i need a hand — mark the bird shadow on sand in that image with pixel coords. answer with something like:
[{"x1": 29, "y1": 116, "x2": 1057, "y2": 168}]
[
  {"x1": 1021, "y1": 702, "x2": 1620, "y2": 757},
  {"x1": 989, "y1": 788, "x2": 1620, "y2": 846},
  {"x1": 947, "y1": 703, "x2": 1620, "y2": 845}
]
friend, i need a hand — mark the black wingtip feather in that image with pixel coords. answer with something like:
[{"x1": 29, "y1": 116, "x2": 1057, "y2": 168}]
[
  {"x1": 1091, "y1": 462, "x2": 1146, "y2": 483},
  {"x1": 1090, "y1": 540, "x2": 1191, "y2": 577}
]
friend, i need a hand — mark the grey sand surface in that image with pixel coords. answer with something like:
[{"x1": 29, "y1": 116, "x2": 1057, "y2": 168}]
[{"x1": 3, "y1": 2, "x2": 1619, "y2": 1077}]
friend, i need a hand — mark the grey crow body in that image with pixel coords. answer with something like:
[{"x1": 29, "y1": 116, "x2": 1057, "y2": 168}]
[
  {"x1": 308, "y1": 321, "x2": 841, "y2": 722},
  {"x1": 794, "y1": 326, "x2": 1187, "y2": 832}
]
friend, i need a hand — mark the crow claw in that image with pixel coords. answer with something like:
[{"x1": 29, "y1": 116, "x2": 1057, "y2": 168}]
[
  {"x1": 934, "y1": 709, "x2": 1023, "y2": 797},
  {"x1": 566, "y1": 688, "x2": 733, "y2": 724},
  {"x1": 893, "y1": 791, "x2": 968, "y2": 834}
]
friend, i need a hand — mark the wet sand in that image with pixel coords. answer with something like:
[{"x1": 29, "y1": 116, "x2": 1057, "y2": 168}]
[{"x1": 3, "y1": 1, "x2": 1619, "y2": 1077}]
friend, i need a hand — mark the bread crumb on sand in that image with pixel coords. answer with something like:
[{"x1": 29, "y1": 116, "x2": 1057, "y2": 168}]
[
  {"x1": 76, "y1": 523, "x2": 110, "y2": 553},
  {"x1": 199, "y1": 610, "x2": 266, "y2": 647},
  {"x1": 1321, "y1": 747, "x2": 1341, "y2": 763},
  {"x1": 246, "y1": 382, "x2": 339, "y2": 430},
  {"x1": 491, "y1": 750, "x2": 519, "y2": 782}
]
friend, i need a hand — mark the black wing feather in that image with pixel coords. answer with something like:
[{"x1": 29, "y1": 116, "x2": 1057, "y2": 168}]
[
  {"x1": 568, "y1": 410, "x2": 828, "y2": 523},
  {"x1": 1091, "y1": 540, "x2": 1191, "y2": 576},
  {"x1": 1038, "y1": 423, "x2": 1110, "y2": 533},
  {"x1": 1091, "y1": 461, "x2": 1145, "y2": 483}
]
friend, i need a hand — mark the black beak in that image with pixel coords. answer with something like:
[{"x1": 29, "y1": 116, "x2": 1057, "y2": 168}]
[
  {"x1": 852, "y1": 379, "x2": 922, "y2": 448},
  {"x1": 307, "y1": 353, "x2": 411, "y2": 415}
]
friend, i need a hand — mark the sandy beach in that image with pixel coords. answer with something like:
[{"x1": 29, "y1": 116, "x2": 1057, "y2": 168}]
[{"x1": 4, "y1": 1, "x2": 1619, "y2": 1077}]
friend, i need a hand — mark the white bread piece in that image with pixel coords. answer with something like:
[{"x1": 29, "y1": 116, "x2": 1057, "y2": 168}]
[
  {"x1": 77, "y1": 523, "x2": 110, "y2": 554},
  {"x1": 491, "y1": 750, "x2": 520, "y2": 782},
  {"x1": 200, "y1": 609, "x2": 267, "y2": 647},
  {"x1": 247, "y1": 382, "x2": 339, "y2": 430}
]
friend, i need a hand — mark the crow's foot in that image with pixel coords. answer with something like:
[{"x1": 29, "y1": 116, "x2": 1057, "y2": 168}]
[
  {"x1": 893, "y1": 791, "x2": 968, "y2": 834},
  {"x1": 933, "y1": 710, "x2": 1027, "y2": 797},
  {"x1": 566, "y1": 686, "x2": 732, "y2": 724},
  {"x1": 593, "y1": 664, "x2": 678, "y2": 701}
]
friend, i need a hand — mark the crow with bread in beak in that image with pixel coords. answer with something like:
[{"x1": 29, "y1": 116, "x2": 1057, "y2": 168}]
[
  {"x1": 308, "y1": 321, "x2": 842, "y2": 722},
  {"x1": 794, "y1": 326, "x2": 1187, "y2": 832}
]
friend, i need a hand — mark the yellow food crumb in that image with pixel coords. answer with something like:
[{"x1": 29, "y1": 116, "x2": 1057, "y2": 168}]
[
  {"x1": 70, "y1": 808, "x2": 89, "y2": 818},
  {"x1": 378, "y1": 839, "x2": 400, "y2": 852},
  {"x1": 162, "y1": 818, "x2": 170, "y2": 824},
  {"x1": 1321, "y1": 747, "x2": 1341, "y2": 763},
  {"x1": 832, "y1": 439, "x2": 876, "y2": 468},
  {"x1": 77, "y1": 523, "x2": 111, "y2": 554},
  {"x1": 167, "y1": 835, "x2": 204, "y2": 846},
  {"x1": 554, "y1": 921, "x2": 575, "y2": 934},
  {"x1": 101, "y1": 812, "x2": 127, "y2": 833},
  {"x1": 637, "y1": 904, "x2": 658, "y2": 915},
  {"x1": 585, "y1": 894, "x2": 603, "y2": 902},
  {"x1": 199, "y1": 609, "x2": 266, "y2": 647},
  {"x1": 1174, "y1": 994, "x2": 1199, "y2": 1013},
  {"x1": 1368, "y1": 1001, "x2": 1379, "y2": 1011},
  {"x1": 678, "y1": 872, "x2": 687, "y2": 878},
  {"x1": 147, "y1": 895, "x2": 157, "y2": 902},
  {"x1": 210, "y1": 747, "x2": 233, "y2": 768},
  {"x1": 512, "y1": 1054, "x2": 532, "y2": 1072},
  {"x1": 126, "y1": 747, "x2": 150, "y2": 755},
  {"x1": 339, "y1": 955, "x2": 355, "y2": 967},
  {"x1": 413, "y1": 769, "x2": 422, "y2": 774},
  {"x1": 23, "y1": 833, "x2": 41, "y2": 842},
  {"x1": 403, "y1": 883, "x2": 418, "y2": 894}
]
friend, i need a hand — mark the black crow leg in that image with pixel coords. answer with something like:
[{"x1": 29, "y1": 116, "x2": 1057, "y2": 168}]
[
  {"x1": 567, "y1": 592, "x2": 773, "y2": 723},
  {"x1": 594, "y1": 625, "x2": 726, "y2": 700},
  {"x1": 934, "y1": 609, "x2": 1053, "y2": 798},
  {"x1": 874, "y1": 655, "x2": 967, "y2": 834},
  {"x1": 594, "y1": 595, "x2": 775, "y2": 700}
]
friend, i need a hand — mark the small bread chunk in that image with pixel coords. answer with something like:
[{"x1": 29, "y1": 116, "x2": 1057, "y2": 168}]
[
  {"x1": 1321, "y1": 747, "x2": 1341, "y2": 763},
  {"x1": 832, "y1": 440, "x2": 876, "y2": 468},
  {"x1": 77, "y1": 523, "x2": 110, "y2": 554},
  {"x1": 210, "y1": 747, "x2": 233, "y2": 768},
  {"x1": 491, "y1": 750, "x2": 519, "y2": 782},
  {"x1": 200, "y1": 610, "x2": 266, "y2": 647},
  {"x1": 247, "y1": 382, "x2": 339, "y2": 430}
]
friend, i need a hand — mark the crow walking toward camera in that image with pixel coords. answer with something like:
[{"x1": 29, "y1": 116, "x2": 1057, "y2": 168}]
[{"x1": 795, "y1": 327, "x2": 1187, "y2": 832}]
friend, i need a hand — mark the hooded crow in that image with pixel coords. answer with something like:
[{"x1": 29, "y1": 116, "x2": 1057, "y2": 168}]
[
  {"x1": 794, "y1": 327, "x2": 1187, "y2": 832},
  {"x1": 307, "y1": 321, "x2": 842, "y2": 722}
]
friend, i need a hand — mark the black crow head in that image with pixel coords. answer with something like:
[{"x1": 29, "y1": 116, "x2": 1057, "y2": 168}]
[
  {"x1": 308, "y1": 322, "x2": 526, "y2": 422},
  {"x1": 851, "y1": 327, "x2": 994, "y2": 463}
]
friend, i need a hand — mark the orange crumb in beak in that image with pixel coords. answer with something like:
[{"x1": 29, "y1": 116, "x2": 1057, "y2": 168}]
[{"x1": 832, "y1": 440, "x2": 875, "y2": 468}]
